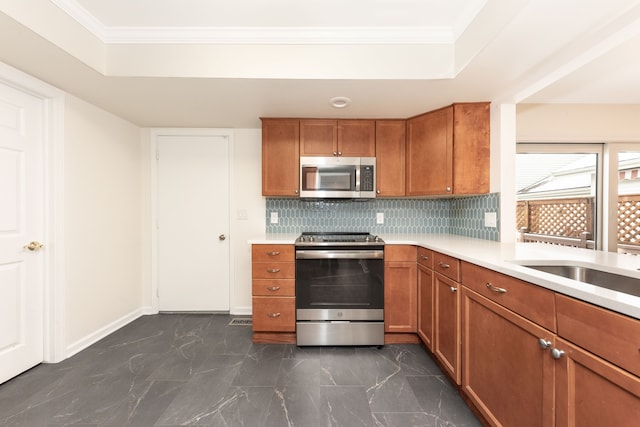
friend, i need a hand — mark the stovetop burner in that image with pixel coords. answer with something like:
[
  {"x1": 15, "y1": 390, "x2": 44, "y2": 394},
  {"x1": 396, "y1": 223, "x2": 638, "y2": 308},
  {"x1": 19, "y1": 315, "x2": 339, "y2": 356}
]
[{"x1": 295, "y1": 232, "x2": 384, "y2": 246}]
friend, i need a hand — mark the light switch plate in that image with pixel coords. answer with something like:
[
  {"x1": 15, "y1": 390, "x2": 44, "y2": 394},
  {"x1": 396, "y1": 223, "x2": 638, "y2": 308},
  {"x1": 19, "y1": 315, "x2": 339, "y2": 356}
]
[
  {"x1": 485, "y1": 212, "x2": 497, "y2": 228},
  {"x1": 376, "y1": 212, "x2": 384, "y2": 224},
  {"x1": 270, "y1": 212, "x2": 278, "y2": 224}
]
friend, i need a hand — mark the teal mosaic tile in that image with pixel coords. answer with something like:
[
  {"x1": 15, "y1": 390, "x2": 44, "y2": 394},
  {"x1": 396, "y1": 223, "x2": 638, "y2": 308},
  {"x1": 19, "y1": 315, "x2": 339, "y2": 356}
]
[{"x1": 266, "y1": 193, "x2": 500, "y2": 241}]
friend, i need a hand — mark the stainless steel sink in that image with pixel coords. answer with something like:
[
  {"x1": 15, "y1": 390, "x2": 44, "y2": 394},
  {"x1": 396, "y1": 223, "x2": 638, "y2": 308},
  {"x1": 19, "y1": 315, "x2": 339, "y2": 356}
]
[{"x1": 521, "y1": 264, "x2": 640, "y2": 297}]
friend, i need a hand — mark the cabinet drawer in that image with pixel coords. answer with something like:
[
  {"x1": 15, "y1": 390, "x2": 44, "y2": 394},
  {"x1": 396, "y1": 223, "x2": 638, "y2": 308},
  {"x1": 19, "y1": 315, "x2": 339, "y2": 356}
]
[
  {"x1": 433, "y1": 252, "x2": 460, "y2": 281},
  {"x1": 252, "y1": 279, "x2": 295, "y2": 296},
  {"x1": 556, "y1": 294, "x2": 640, "y2": 377},
  {"x1": 252, "y1": 297, "x2": 295, "y2": 332},
  {"x1": 252, "y1": 262, "x2": 295, "y2": 279},
  {"x1": 461, "y1": 261, "x2": 556, "y2": 332},
  {"x1": 385, "y1": 245, "x2": 416, "y2": 262},
  {"x1": 417, "y1": 247, "x2": 433, "y2": 269},
  {"x1": 251, "y1": 244, "x2": 294, "y2": 262}
]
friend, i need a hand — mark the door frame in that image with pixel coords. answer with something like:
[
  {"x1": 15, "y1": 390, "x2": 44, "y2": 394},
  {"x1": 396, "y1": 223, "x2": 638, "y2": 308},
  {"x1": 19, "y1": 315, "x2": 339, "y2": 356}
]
[
  {"x1": 150, "y1": 128, "x2": 234, "y2": 312},
  {"x1": 0, "y1": 62, "x2": 66, "y2": 363}
]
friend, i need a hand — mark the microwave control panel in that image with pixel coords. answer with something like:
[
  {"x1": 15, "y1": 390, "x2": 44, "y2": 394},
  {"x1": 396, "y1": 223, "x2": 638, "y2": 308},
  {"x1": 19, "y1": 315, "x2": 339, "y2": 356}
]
[{"x1": 361, "y1": 165, "x2": 374, "y2": 191}]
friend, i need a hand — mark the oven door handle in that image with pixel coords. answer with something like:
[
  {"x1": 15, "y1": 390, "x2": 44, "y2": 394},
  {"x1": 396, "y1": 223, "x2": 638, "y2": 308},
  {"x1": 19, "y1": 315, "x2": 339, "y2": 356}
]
[{"x1": 296, "y1": 250, "x2": 384, "y2": 260}]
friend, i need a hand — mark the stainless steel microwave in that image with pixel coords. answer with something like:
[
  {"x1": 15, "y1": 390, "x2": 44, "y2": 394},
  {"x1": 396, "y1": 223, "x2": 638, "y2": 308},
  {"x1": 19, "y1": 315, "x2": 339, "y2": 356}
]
[{"x1": 299, "y1": 156, "x2": 376, "y2": 199}]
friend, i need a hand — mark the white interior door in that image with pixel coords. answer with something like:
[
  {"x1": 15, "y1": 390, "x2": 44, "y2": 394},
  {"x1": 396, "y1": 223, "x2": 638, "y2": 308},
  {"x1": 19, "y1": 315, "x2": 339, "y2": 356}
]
[
  {"x1": 157, "y1": 134, "x2": 230, "y2": 311},
  {"x1": 0, "y1": 83, "x2": 44, "y2": 384}
]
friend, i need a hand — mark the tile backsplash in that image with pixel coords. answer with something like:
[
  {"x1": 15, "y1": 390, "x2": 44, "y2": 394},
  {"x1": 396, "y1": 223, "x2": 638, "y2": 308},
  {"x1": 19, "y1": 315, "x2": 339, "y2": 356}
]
[{"x1": 266, "y1": 193, "x2": 500, "y2": 241}]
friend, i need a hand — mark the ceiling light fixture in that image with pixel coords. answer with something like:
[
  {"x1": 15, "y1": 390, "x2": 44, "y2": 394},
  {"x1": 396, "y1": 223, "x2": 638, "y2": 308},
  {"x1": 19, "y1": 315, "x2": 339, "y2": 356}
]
[{"x1": 329, "y1": 96, "x2": 352, "y2": 109}]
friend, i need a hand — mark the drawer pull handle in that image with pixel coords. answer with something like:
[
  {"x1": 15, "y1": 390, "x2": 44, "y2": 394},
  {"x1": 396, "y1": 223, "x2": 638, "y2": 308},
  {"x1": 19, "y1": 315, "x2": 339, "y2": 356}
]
[
  {"x1": 450, "y1": 287, "x2": 458, "y2": 293},
  {"x1": 420, "y1": 255, "x2": 429, "y2": 260},
  {"x1": 266, "y1": 268, "x2": 281, "y2": 273},
  {"x1": 486, "y1": 282, "x2": 507, "y2": 294},
  {"x1": 266, "y1": 251, "x2": 280, "y2": 256},
  {"x1": 266, "y1": 286, "x2": 281, "y2": 291},
  {"x1": 267, "y1": 312, "x2": 281, "y2": 318},
  {"x1": 438, "y1": 262, "x2": 450, "y2": 269}
]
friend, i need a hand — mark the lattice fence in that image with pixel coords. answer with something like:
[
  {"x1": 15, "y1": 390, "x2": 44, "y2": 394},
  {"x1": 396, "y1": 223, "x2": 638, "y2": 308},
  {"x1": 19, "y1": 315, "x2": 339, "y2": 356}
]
[
  {"x1": 618, "y1": 195, "x2": 640, "y2": 245},
  {"x1": 516, "y1": 198, "x2": 594, "y2": 239},
  {"x1": 517, "y1": 195, "x2": 640, "y2": 252}
]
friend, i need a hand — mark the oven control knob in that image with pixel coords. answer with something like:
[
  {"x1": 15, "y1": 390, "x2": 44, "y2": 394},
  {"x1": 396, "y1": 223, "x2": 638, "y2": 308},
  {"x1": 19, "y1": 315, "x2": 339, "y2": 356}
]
[
  {"x1": 374, "y1": 236, "x2": 382, "y2": 242},
  {"x1": 308, "y1": 236, "x2": 315, "y2": 242}
]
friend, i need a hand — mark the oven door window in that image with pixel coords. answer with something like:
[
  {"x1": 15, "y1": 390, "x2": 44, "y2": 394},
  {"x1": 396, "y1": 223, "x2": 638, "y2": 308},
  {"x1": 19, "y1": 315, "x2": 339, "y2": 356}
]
[
  {"x1": 296, "y1": 258, "x2": 384, "y2": 309},
  {"x1": 301, "y1": 166, "x2": 356, "y2": 191}
]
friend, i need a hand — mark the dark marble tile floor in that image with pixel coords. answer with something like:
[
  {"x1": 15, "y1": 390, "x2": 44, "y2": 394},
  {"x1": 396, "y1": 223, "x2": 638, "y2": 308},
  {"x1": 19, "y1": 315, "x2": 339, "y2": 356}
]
[{"x1": 0, "y1": 313, "x2": 481, "y2": 426}]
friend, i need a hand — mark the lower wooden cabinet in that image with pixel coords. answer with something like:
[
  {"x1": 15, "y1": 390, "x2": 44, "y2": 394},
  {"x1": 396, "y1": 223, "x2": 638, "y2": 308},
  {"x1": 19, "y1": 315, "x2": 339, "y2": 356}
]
[
  {"x1": 434, "y1": 272, "x2": 461, "y2": 384},
  {"x1": 384, "y1": 245, "x2": 417, "y2": 333},
  {"x1": 252, "y1": 296, "x2": 295, "y2": 332},
  {"x1": 461, "y1": 286, "x2": 556, "y2": 427},
  {"x1": 417, "y1": 263, "x2": 434, "y2": 350},
  {"x1": 554, "y1": 337, "x2": 640, "y2": 427}
]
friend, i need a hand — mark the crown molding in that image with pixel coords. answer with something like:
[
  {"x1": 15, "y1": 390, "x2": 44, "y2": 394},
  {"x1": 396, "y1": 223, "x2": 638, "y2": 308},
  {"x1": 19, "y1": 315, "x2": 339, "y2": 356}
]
[{"x1": 51, "y1": 0, "x2": 454, "y2": 45}]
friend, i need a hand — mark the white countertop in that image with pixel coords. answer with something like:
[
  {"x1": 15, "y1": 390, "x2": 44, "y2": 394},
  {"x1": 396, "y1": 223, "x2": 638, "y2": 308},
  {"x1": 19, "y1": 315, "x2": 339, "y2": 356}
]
[{"x1": 249, "y1": 233, "x2": 640, "y2": 320}]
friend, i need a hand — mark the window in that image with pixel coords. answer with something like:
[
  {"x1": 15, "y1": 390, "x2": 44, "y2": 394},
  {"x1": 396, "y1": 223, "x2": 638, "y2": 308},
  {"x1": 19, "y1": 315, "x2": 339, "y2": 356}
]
[
  {"x1": 516, "y1": 145, "x2": 601, "y2": 249},
  {"x1": 517, "y1": 143, "x2": 640, "y2": 254}
]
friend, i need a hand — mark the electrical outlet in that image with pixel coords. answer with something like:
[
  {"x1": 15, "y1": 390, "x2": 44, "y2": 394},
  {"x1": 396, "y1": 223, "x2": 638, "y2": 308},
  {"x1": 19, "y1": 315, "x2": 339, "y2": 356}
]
[
  {"x1": 484, "y1": 212, "x2": 497, "y2": 228},
  {"x1": 270, "y1": 212, "x2": 278, "y2": 224},
  {"x1": 376, "y1": 212, "x2": 384, "y2": 224}
]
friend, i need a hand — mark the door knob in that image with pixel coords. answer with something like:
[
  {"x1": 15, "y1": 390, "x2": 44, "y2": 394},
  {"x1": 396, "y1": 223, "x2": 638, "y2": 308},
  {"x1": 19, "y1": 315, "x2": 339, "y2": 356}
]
[
  {"x1": 219, "y1": 234, "x2": 226, "y2": 241},
  {"x1": 23, "y1": 241, "x2": 44, "y2": 251}
]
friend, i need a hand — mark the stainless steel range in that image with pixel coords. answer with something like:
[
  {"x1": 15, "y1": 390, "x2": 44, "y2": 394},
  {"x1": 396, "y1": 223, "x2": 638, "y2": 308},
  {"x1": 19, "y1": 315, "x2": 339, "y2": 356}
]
[{"x1": 295, "y1": 232, "x2": 385, "y2": 346}]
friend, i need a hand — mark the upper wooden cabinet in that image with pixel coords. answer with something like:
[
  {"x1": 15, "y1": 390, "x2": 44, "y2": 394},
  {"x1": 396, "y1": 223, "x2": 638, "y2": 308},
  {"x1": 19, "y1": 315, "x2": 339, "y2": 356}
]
[
  {"x1": 375, "y1": 120, "x2": 406, "y2": 197},
  {"x1": 300, "y1": 119, "x2": 375, "y2": 157},
  {"x1": 261, "y1": 118, "x2": 300, "y2": 197},
  {"x1": 406, "y1": 102, "x2": 490, "y2": 196}
]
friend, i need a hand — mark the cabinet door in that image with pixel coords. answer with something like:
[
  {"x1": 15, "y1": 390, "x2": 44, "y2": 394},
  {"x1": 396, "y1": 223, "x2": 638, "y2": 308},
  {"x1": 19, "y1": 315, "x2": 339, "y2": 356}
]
[
  {"x1": 406, "y1": 106, "x2": 453, "y2": 195},
  {"x1": 300, "y1": 119, "x2": 337, "y2": 156},
  {"x1": 337, "y1": 120, "x2": 375, "y2": 157},
  {"x1": 434, "y1": 272, "x2": 460, "y2": 383},
  {"x1": 384, "y1": 260, "x2": 417, "y2": 333},
  {"x1": 375, "y1": 120, "x2": 406, "y2": 197},
  {"x1": 461, "y1": 287, "x2": 555, "y2": 427},
  {"x1": 555, "y1": 337, "x2": 640, "y2": 427},
  {"x1": 261, "y1": 119, "x2": 300, "y2": 196},
  {"x1": 417, "y1": 264, "x2": 434, "y2": 350},
  {"x1": 452, "y1": 102, "x2": 490, "y2": 194}
]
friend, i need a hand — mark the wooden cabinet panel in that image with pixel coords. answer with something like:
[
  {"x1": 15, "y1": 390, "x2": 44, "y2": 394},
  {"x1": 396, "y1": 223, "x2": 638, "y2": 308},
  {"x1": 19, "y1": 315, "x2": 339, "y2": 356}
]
[
  {"x1": 251, "y1": 244, "x2": 295, "y2": 262},
  {"x1": 433, "y1": 252, "x2": 460, "y2": 281},
  {"x1": 251, "y1": 262, "x2": 295, "y2": 279},
  {"x1": 406, "y1": 102, "x2": 490, "y2": 196},
  {"x1": 261, "y1": 118, "x2": 300, "y2": 196},
  {"x1": 300, "y1": 119, "x2": 337, "y2": 156},
  {"x1": 556, "y1": 294, "x2": 640, "y2": 377},
  {"x1": 461, "y1": 287, "x2": 556, "y2": 427},
  {"x1": 384, "y1": 246, "x2": 417, "y2": 333},
  {"x1": 384, "y1": 244, "x2": 416, "y2": 262},
  {"x1": 417, "y1": 264, "x2": 434, "y2": 351},
  {"x1": 417, "y1": 247, "x2": 433, "y2": 269},
  {"x1": 252, "y1": 279, "x2": 295, "y2": 297},
  {"x1": 375, "y1": 120, "x2": 406, "y2": 197},
  {"x1": 300, "y1": 119, "x2": 375, "y2": 157},
  {"x1": 406, "y1": 106, "x2": 453, "y2": 196},
  {"x1": 461, "y1": 261, "x2": 557, "y2": 332},
  {"x1": 555, "y1": 337, "x2": 640, "y2": 427},
  {"x1": 434, "y1": 273, "x2": 460, "y2": 383},
  {"x1": 338, "y1": 120, "x2": 375, "y2": 157},
  {"x1": 252, "y1": 297, "x2": 295, "y2": 332},
  {"x1": 452, "y1": 102, "x2": 490, "y2": 195}
]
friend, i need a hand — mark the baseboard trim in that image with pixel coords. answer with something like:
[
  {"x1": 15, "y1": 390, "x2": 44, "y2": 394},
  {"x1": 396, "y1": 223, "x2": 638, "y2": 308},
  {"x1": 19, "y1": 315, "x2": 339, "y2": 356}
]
[{"x1": 65, "y1": 306, "x2": 153, "y2": 359}]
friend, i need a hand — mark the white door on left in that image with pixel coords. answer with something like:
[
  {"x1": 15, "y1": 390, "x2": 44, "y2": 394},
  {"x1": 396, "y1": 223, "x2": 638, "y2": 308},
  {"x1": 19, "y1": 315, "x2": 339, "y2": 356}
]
[{"x1": 0, "y1": 83, "x2": 44, "y2": 384}]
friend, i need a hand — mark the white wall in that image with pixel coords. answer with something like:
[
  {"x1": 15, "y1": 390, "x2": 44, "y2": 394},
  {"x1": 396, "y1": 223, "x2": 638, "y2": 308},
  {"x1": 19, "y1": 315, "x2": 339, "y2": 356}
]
[
  {"x1": 230, "y1": 129, "x2": 265, "y2": 314},
  {"x1": 64, "y1": 95, "x2": 144, "y2": 353}
]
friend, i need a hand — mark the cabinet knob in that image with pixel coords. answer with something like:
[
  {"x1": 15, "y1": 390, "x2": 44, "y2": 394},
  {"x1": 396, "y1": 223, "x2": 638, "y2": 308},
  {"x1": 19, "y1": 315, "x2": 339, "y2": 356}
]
[
  {"x1": 538, "y1": 338, "x2": 552, "y2": 349},
  {"x1": 450, "y1": 287, "x2": 458, "y2": 293},
  {"x1": 550, "y1": 348, "x2": 565, "y2": 359},
  {"x1": 333, "y1": 151, "x2": 338, "y2": 156},
  {"x1": 294, "y1": 189, "x2": 299, "y2": 194},
  {"x1": 338, "y1": 151, "x2": 342, "y2": 156},
  {"x1": 376, "y1": 189, "x2": 381, "y2": 194}
]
